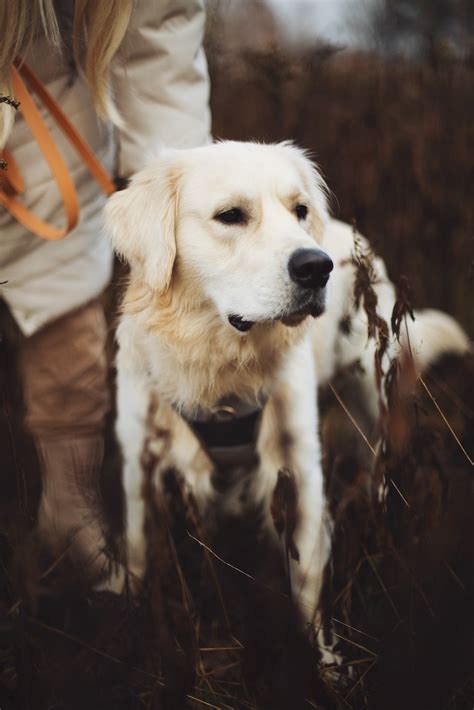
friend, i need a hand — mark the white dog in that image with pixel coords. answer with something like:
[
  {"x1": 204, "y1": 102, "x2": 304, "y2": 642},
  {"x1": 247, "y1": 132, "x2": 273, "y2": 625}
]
[{"x1": 105, "y1": 141, "x2": 470, "y2": 622}]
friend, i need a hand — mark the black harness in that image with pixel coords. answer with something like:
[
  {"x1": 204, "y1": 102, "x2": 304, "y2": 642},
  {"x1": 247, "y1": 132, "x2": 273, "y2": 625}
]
[{"x1": 180, "y1": 395, "x2": 265, "y2": 472}]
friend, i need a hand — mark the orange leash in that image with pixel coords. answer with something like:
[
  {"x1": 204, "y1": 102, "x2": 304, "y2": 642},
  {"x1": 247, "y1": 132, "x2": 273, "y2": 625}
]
[{"x1": 0, "y1": 60, "x2": 116, "y2": 240}]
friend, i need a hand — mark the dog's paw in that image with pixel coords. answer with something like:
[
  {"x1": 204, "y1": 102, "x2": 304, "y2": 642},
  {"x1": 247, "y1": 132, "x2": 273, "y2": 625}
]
[
  {"x1": 94, "y1": 562, "x2": 127, "y2": 594},
  {"x1": 125, "y1": 537, "x2": 147, "y2": 591}
]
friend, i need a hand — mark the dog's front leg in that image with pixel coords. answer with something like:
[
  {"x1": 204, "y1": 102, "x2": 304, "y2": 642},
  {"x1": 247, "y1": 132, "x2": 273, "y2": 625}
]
[
  {"x1": 257, "y1": 335, "x2": 331, "y2": 623},
  {"x1": 115, "y1": 348, "x2": 155, "y2": 587},
  {"x1": 116, "y1": 352, "x2": 215, "y2": 588}
]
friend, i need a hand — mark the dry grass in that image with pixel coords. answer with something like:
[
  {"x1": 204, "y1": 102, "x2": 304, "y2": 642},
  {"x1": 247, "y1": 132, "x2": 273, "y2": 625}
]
[{"x1": 1, "y1": 270, "x2": 473, "y2": 708}]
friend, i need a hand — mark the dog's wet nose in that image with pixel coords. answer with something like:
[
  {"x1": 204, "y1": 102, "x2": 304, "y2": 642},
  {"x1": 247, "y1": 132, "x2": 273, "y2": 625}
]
[{"x1": 288, "y1": 248, "x2": 333, "y2": 289}]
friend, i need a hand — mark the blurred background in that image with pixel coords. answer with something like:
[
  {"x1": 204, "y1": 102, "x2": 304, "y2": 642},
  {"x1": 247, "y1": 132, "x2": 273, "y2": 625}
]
[{"x1": 204, "y1": 0, "x2": 473, "y2": 335}]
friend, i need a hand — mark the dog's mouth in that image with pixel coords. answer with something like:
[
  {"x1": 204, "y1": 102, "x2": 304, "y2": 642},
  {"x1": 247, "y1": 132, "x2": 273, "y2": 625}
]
[
  {"x1": 228, "y1": 314, "x2": 254, "y2": 332},
  {"x1": 228, "y1": 291, "x2": 326, "y2": 333},
  {"x1": 281, "y1": 291, "x2": 326, "y2": 326}
]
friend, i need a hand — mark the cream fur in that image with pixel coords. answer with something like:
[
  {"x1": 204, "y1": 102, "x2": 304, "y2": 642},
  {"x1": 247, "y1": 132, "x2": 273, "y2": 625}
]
[{"x1": 105, "y1": 141, "x2": 471, "y2": 622}]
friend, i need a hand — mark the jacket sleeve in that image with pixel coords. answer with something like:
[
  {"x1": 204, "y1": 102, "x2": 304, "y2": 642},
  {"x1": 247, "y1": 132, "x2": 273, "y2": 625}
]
[{"x1": 110, "y1": 0, "x2": 212, "y2": 177}]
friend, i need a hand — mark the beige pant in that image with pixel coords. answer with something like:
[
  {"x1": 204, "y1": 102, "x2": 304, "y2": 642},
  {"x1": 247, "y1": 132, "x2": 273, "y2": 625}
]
[{"x1": 16, "y1": 299, "x2": 113, "y2": 581}]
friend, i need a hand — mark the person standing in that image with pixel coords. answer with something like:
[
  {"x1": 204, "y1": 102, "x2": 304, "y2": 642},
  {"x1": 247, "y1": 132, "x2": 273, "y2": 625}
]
[{"x1": 0, "y1": 0, "x2": 211, "y2": 583}]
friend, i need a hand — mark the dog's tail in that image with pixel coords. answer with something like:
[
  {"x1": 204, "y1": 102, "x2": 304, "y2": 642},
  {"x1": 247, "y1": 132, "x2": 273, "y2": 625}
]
[{"x1": 399, "y1": 308, "x2": 471, "y2": 372}]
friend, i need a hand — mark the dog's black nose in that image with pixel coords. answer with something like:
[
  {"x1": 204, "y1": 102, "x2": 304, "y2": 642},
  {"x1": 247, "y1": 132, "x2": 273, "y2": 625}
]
[{"x1": 288, "y1": 248, "x2": 333, "y2": 289}]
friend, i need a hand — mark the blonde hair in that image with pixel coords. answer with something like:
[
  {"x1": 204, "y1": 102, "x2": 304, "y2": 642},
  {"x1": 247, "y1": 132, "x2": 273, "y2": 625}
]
[{"x1": 0, "y1": 0, "x2": 133, "y2": 147}]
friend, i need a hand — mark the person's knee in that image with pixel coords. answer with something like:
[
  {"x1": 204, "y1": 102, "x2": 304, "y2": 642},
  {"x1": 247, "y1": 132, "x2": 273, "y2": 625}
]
[{"x1": 17, "y1": 299, "x2": 111, "y2": 438}]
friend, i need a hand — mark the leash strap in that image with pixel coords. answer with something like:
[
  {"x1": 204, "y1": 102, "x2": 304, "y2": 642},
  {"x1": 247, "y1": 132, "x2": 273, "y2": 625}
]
[{"x1": 0, "y1": 60, "x2": 115, "y2": 240}]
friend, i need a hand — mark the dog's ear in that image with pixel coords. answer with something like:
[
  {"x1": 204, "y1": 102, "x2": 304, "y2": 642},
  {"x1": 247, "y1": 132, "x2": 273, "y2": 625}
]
[{"x1": 105, "y1": 157, "x2": 179, "y2": 291}]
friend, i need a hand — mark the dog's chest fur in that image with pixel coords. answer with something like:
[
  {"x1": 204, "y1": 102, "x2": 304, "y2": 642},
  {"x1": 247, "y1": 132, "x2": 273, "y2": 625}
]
[
  {"x1": 121, "y1": 290, "x2": 309, "y2": 413},
  {"x1": 119, "y1": 305, "x2": 316, "y2": 514}
]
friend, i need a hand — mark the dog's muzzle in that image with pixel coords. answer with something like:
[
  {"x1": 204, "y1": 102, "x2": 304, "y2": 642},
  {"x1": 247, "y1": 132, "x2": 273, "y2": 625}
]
[
  {"x1": 279, "y1": 248, "x2": 333, "y2": 324},
  {"x1": 228, "y1": 249, "x2": 333, "y2": 332}
]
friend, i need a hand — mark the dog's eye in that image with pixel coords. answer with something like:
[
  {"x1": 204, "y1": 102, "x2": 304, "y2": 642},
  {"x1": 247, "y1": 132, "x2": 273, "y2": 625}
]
[
  {"x1": 214, "y1": 208, "x2": 246, "y2": 225},
  {"x1": 295, "y1": 204, "x2": 308, "y2": 221}
]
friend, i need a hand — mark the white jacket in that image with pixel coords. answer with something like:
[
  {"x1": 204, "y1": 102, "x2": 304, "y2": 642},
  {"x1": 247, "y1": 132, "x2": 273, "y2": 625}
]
[{"x1": 0, "y1": 0, "x2": 211, "y2": 336}]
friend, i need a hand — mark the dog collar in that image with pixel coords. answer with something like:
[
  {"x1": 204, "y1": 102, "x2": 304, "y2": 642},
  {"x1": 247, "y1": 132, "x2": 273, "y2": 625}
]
[{"x1": 180, "y1": 395, "x2": 265, "y2": 472}]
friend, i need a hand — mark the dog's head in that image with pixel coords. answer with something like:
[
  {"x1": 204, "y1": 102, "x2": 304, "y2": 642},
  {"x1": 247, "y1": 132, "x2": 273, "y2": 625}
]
[{"x1": 106, "y1": 141, "x2": 332, "y2": 333}]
